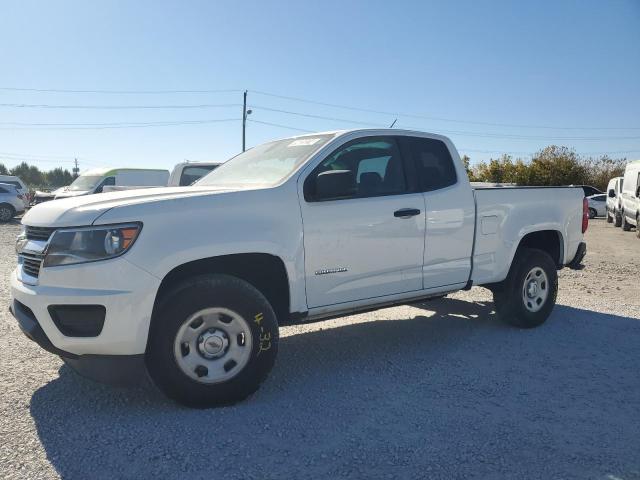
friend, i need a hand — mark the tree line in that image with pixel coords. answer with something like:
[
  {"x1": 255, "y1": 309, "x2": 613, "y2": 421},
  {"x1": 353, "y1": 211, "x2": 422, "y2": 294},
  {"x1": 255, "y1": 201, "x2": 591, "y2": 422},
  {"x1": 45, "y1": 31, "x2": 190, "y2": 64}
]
[
  {"x1": 0, "y1": 161, "x2": 76, "y2": 190},
  {"x1": 463, "y1": 146, "x2": 627, "y2": 191}
]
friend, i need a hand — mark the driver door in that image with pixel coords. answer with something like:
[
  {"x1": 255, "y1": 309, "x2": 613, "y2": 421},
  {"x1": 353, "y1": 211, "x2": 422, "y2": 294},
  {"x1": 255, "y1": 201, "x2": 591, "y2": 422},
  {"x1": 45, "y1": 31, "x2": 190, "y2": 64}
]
[{"x1": 299, "y1": 136, "x2": 426, "y2": 309}]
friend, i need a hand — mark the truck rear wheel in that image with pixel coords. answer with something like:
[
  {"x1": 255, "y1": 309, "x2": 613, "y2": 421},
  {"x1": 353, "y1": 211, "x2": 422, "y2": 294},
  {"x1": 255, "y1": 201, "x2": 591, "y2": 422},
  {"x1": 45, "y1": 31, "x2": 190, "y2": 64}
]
[
  {"x1": 493, "y1": 248, "x2": 558, "y2": 328},
  {"x1": 146, "y1": 274, "x2": 279, "y2": 408}
]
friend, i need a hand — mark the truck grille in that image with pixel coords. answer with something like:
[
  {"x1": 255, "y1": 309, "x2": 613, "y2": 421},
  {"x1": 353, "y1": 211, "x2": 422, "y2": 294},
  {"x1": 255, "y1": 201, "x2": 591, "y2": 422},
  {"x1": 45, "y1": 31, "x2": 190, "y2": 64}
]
[
  {"x1": 21, "y1": 251, "x2": 45, "y2": 278},
  {"x1": 25, "y1": 226, "x2": 56, "y2": 241}
]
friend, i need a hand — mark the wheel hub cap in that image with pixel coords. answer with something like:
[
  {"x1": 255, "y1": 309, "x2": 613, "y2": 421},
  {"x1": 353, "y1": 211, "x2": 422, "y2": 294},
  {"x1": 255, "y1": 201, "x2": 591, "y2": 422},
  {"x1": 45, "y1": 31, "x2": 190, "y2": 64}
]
[
  {"x1": 173, "y1": 307, "x2": 253, "y2": 384},
  {"x1": 198, "y1": 329, "x2": 228, "y2": 358},
  {"x1": 522, "y1": 267, "x2": 549, "y2": 313}
]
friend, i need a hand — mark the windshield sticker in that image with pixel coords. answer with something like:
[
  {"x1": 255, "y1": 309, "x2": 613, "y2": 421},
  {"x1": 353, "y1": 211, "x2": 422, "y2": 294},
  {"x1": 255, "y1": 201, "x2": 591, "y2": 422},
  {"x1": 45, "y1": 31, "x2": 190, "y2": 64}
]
[{"x1": 288, "y1": 138, "x2": 320, "y2": 147}]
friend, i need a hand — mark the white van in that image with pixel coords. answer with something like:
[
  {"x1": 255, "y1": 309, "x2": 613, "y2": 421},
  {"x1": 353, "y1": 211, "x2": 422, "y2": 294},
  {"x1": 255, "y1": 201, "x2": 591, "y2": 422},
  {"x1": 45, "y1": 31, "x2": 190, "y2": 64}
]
[
  {"x1": 620, "y1": 160, "x2": 640, "y2": 236},
  {"x1": 605, "y1": 176, "x2": 624, "y2": 226},
  {"x1": 168, "y1": 162, "x2": 221, "y2": 186},
  {"x1": 54, "y1": 168, "x2": 169, "y2": 199}
]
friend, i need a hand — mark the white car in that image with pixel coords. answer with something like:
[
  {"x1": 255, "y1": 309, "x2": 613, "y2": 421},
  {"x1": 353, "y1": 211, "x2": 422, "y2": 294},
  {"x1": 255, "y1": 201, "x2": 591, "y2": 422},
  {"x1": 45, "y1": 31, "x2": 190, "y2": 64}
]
[
  {"x1": 620, "y1": 159, "x2": 640, "y2": 236},
  {"x1": 10, "y1": 129, "x2": 588, "y2": 407},
  {"x1": 0, "y1": 175, "x2": 28, "y2": 197},
  {"x1": 606, "y1": 176, "x2": 624, "y2": 226},
  {"x1": 0, "y1": 183, "x2": 26, "y2": 222},
  {"x1": 587, "y1": 194, "x2": 606, "y2": 219}
]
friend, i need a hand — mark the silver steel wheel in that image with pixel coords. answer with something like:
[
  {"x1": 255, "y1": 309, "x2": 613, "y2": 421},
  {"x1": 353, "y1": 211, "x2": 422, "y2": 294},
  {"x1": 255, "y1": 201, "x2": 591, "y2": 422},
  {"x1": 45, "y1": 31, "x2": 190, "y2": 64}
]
[
  {"x1": 0, "y1": 206, "x2": 12, "y2": 222},
  {"x1": 173, "y1": 307, "x2": 253, "y2": 384},
  {"x1": 521, "y1": 267, "x2": 549, "y2": 313}
]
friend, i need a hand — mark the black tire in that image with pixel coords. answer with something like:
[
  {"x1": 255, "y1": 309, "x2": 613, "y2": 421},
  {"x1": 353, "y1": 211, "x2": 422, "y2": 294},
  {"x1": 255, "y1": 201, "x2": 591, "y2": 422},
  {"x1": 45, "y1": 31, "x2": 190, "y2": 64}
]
[
  {"x1": 0, "y1": 203, "x2": 15, "y2": 223},
  {"x1": 146, "y1": 274, "x2": 279, "y2": 408},
  {"x1": 492, "y1": 248, "x2": 558, "y2": 329},
  {"x1": 622, "y1": 212, "x2": 631, "y2": 231},
  {"x1": 636, "y1": 215, "x2": 640, "y2": 239},
  {"x1": 588, "y1": 208, "x2": 597, "y2": 219},
  {"x1": 614, "y1": 209, "x2": 623, "y2": 227},
  {"x1": 606, "y1": 208, "x2": 613, "y2": 223}
]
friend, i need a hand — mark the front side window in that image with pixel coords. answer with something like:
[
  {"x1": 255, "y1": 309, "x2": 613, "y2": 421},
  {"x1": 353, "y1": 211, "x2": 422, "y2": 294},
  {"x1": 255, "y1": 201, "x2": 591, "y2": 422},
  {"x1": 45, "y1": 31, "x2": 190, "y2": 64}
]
[
  {"x1": 306, "y1": 137, "x2": 407, "y2": 200},
  {"x1": 406, "y1": 137, "x2": 457, "y2": 192}
]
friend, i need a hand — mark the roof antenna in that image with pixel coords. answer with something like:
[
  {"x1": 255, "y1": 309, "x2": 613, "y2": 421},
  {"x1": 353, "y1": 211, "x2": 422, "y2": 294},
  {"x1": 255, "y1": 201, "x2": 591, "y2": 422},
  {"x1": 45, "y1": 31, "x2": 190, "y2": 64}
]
[{"x1": 389, "y1": 118, "x2": 397, "y2": 128}]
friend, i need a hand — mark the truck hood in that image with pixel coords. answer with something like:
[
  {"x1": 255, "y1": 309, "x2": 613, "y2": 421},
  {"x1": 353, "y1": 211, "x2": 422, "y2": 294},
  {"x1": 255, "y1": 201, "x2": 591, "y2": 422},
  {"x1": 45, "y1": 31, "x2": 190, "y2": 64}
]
[{"x1": 22, "y1": 186, "x2": 234, "y2": 227}]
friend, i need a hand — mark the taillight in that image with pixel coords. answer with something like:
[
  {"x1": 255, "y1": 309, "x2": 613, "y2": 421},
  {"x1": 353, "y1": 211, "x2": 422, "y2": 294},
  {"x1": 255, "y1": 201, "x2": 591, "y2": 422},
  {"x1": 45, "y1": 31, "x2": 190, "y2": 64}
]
[{"x1": 582, "y1": 197, "x2": 589, "y2": 233}]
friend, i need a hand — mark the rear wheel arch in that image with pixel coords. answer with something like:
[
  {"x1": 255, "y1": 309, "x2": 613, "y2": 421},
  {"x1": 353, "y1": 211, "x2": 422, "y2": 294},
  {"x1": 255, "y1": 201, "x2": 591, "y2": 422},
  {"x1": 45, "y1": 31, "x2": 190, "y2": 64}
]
[
  {"x1": 515, "y1": 230, "x2": 564, "y2": 268},
  {"x1": 150, "y1": 253, "x2": 290, "y2": 336}
]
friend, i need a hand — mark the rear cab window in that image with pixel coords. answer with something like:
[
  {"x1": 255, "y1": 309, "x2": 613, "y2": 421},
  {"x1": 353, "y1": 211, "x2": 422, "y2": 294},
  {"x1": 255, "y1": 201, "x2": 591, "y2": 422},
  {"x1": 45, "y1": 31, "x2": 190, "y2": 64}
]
[{"x1": 402, "y1": 136, "x2": 457, "y2": 192}]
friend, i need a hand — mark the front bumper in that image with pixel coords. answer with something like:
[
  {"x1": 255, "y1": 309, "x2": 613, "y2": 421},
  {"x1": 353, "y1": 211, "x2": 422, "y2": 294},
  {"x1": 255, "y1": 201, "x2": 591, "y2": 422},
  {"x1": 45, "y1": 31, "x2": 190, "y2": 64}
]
[
  {"x1": 10, "y1": 255, "x2": 161, "y2": 357},
  {"x1": 9, "y1": 299, "x2": 145, "y2": 385}
]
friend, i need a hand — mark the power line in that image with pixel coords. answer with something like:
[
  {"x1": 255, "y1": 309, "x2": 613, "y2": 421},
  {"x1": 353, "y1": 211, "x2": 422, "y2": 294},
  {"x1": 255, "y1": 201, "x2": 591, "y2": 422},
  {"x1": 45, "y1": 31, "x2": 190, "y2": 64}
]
[
  {"x1": 248, "y1": 119, "x2": 315, "y2": 133},
  {"x1": 0, "y1": 87, "x2": 242, "y2": 94},
  {"x1": 251, "y1": 90, "x2": 640, "y2": 131},
  {"x1": 251, "y1": 105, "x2": 382, "y2": 127},
  {"x1": 248, "y1": 106, "x2": 640, "y2": 140},
  {"x1": 1, "y1": 85, "x2": 636, "y2": 131},
  {"x1": 0, "y1": 102, "x2": 241, "y2": 110},
  {"x1": 0, "y1": 118, "x2": 240, "y2": 130}
]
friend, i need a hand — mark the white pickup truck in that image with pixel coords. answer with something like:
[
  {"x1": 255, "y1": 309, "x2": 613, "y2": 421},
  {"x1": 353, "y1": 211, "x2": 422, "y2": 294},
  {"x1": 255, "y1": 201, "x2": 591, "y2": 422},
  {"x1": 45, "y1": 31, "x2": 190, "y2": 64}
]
[{"x1": 10, "y1": 129, "x2": 587, "y2": 407}]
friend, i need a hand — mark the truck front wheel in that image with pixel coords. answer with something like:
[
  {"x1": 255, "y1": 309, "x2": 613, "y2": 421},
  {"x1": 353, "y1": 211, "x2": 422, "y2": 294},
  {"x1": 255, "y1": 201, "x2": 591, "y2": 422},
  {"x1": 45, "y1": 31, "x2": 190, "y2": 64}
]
[
  {"x1": 493, "y1": 248, "x2": 558, "y2": 328},
  {"x1": 146, "y1": 274, "x2": 279, "y2": 408}
]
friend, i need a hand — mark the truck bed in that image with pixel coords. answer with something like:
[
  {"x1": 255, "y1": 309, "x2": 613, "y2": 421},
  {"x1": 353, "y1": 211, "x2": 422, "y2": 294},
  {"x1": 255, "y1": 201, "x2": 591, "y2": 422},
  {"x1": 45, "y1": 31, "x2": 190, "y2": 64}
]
[{"x1": 470, "y1": 186, "x2": 584, "y2": 285}]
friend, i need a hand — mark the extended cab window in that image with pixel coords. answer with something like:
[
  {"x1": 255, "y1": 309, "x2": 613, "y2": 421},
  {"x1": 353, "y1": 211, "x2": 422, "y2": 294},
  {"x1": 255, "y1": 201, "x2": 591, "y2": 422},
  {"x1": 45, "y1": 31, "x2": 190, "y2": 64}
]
[
  {"x1": 306, "y1": 137, "x2": 407, "y2": 201},
  {"x1": 406, "y1": 137, "x2": 457, "y2": 192}
]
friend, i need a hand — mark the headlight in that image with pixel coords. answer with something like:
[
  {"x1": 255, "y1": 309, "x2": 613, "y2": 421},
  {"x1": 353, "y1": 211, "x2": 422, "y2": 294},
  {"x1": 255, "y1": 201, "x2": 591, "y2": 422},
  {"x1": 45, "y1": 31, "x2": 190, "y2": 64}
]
[{"x1": 43, "y1": 223, "x2": 141, "y2": 267}]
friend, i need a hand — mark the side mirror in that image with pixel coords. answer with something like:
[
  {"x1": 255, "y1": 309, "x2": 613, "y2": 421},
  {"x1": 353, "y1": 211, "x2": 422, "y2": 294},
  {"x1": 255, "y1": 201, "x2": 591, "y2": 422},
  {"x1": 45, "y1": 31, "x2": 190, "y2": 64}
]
[
  {"x1": 315, "y1": 170, "x2": 355, "y2": 200},
  {"x1": 608, "y1": 189, "x2": 615, "y2": 198}
]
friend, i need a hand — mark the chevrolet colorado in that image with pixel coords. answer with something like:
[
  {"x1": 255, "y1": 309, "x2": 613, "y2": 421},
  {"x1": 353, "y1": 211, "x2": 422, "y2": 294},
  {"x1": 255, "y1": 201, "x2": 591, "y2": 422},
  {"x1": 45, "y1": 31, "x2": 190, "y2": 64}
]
[{"x1": 10, "y1": 129, "x2": 587, "y2": 407}]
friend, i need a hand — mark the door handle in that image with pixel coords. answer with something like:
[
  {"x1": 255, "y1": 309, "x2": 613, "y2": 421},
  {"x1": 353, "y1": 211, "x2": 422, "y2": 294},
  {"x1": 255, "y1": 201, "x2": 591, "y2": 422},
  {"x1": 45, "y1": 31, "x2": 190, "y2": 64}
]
[{"x1": 394, "y1": 208, "x2": 421, "y2": 218}]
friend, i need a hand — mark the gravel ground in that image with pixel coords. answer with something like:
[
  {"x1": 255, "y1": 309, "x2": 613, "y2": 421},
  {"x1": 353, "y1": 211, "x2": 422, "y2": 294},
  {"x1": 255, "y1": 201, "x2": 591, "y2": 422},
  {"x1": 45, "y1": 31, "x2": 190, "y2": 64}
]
[{"x1": 1, "y1": 218, "x2": 639, "y2": 480}]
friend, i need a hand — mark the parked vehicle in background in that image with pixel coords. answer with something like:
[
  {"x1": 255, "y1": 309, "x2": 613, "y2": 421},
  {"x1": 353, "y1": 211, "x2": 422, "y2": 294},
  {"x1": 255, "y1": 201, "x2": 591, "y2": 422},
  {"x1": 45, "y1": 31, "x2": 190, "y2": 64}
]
[
  {"x1": 0, "y1": 183, "x2": 26, "y2": 222},
  {"x1": 606, "y1": 176, "x2": 624, "y2": 226},
  {"x1": 168, "y1": 162, "x2": 221, "y2": 186},
  {"x1": 620, "y1": 160, "x2": 640, "y2": 236},
  {"x1": 0, "y1": 175, "x2": 28, "y2": 196},
  {"x1": 11, "y1": 129, "x2": 588, "y2": 407},
  {"x1": 587, "y1": 194, "x2": 606, "y2": 219},
  {"x1": 572, "y1": 185, "x2": 603, "y2": 197},
  {"x1": 33, "y1": 187, "x2": 65, "y2": 206},
  {"x1": 53, "y1": 168, "x2": 169, "y2": 199}
]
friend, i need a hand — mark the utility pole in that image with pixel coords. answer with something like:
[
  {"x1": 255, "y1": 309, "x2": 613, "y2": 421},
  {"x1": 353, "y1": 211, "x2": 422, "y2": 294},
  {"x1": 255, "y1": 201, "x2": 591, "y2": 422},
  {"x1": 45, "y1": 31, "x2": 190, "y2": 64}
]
[
  {"x1": 242, "y1": 90, "x2": 252, "y2": 152},
  {"x1": 73, "y1": 158, "x2": 79, "y2": 178}
]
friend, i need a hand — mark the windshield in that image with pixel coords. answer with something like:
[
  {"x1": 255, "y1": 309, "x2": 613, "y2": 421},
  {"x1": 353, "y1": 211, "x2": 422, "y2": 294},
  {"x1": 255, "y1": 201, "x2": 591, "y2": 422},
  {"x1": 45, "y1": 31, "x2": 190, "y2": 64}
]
[
  {"x1": 68, "y1": 175, "x2": 103, "y2": 192},
  {"x1": 196, "y1": 135, "x2": 334, "y2": 188}
]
